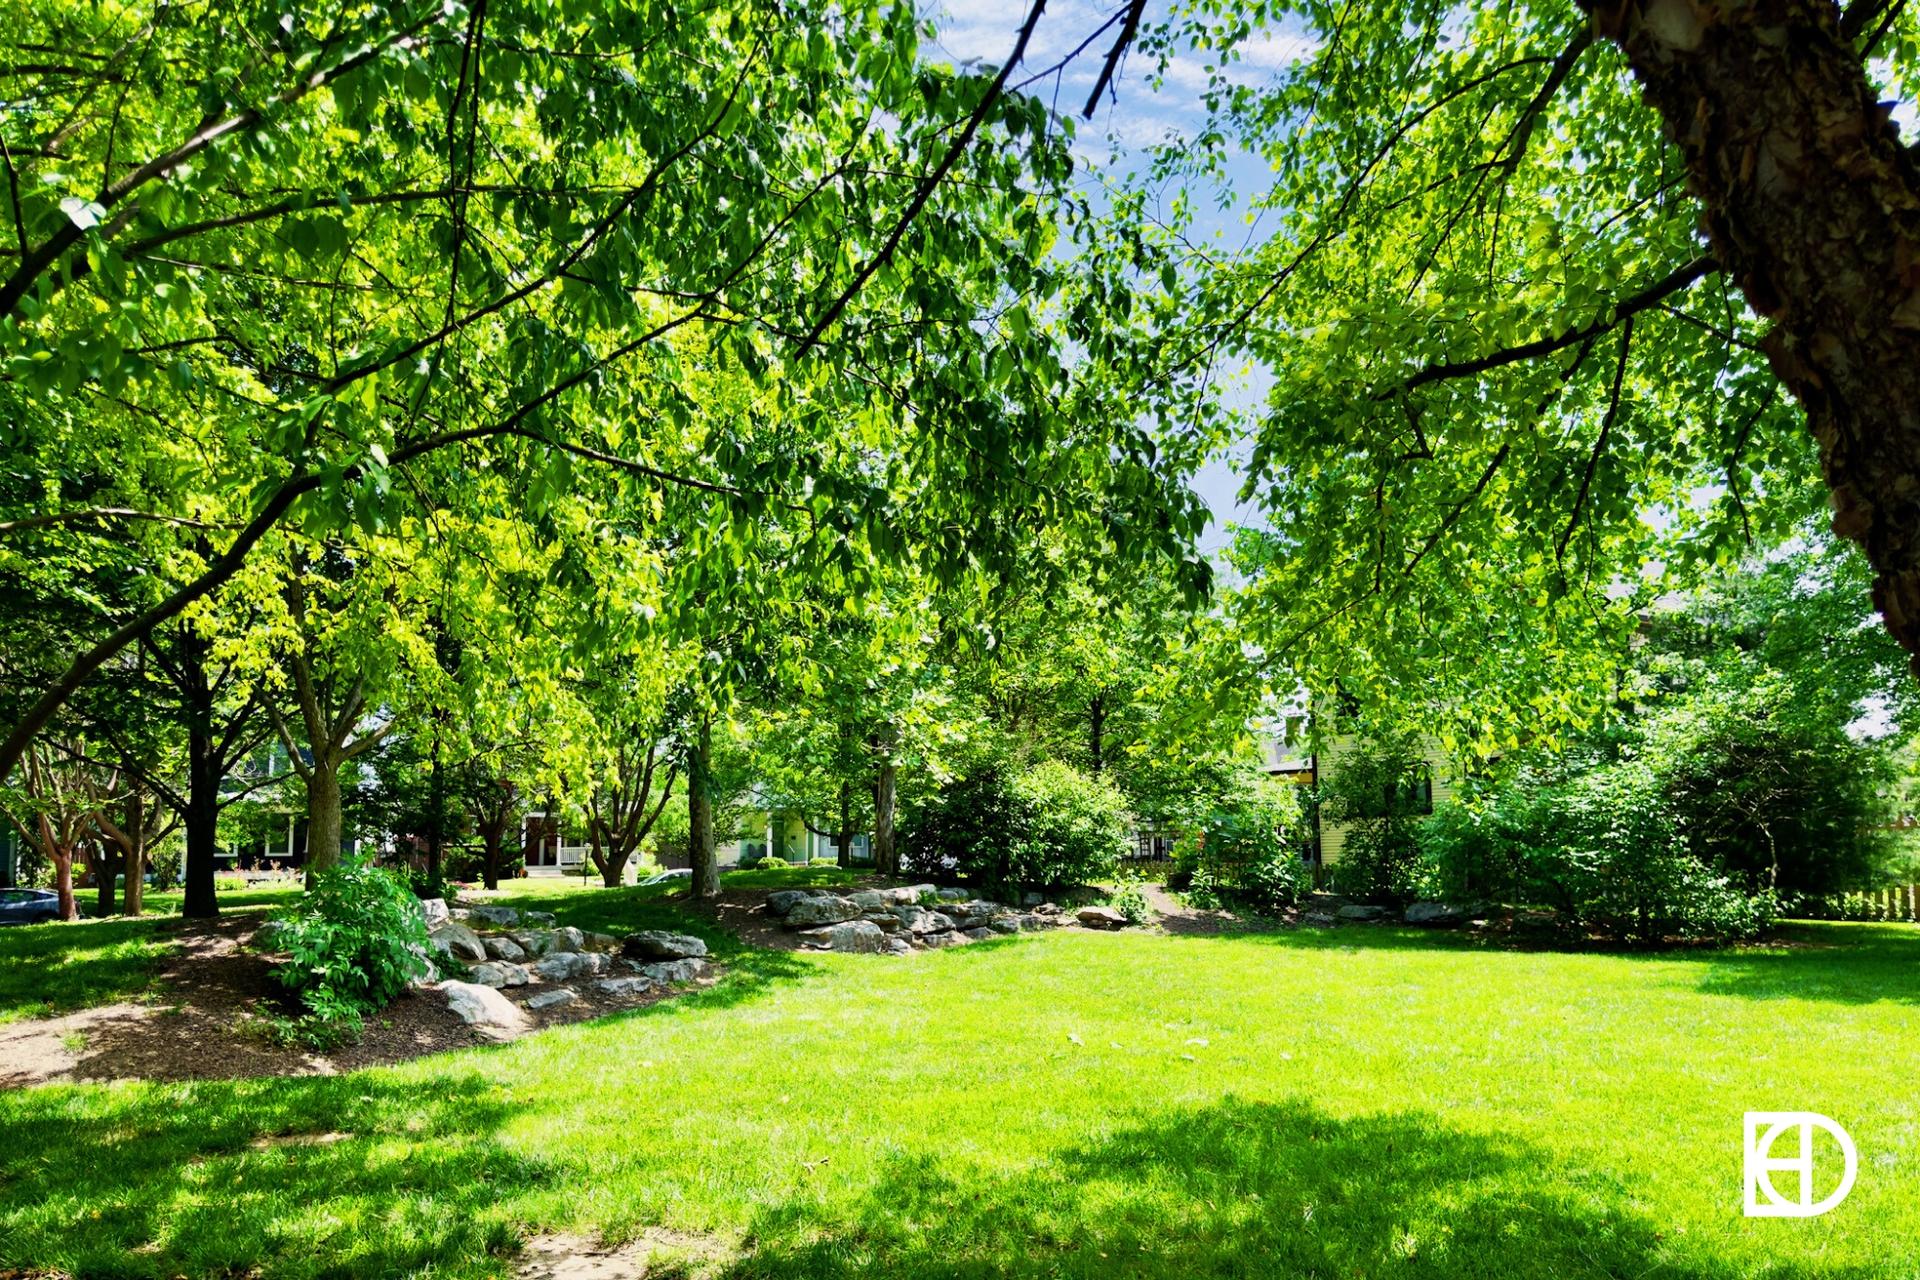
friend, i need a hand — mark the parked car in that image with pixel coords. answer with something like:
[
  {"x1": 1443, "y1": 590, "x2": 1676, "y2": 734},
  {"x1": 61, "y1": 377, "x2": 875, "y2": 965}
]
[
  {"x1": 0, "y1": 888, "x2": 66, "y2": 924},
  {"x1": 638, "y1": 869, "x2": 693, "y2": 887}
]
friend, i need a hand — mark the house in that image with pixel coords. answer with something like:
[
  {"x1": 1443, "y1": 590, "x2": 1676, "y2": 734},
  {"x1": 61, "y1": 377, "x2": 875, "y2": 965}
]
[
  {"x1": 721, "y1": 790, "x2": 870, "y2": 867},
  {"x1": 1261, "y1": 717, "x2": 1458, "y2": 872}
]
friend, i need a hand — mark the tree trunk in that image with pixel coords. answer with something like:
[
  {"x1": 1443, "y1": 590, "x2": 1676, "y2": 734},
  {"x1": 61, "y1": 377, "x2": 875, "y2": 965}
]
[
  {"x1": 1591, "y1": 0, "x2": 1920, "y2": 667},
  {"x1": 306, "y1": 759, "x2": 343, "y2": 877},
  {"x1": 688, "y1": 714, "x2": 717, "y2": 899},
  {"x1": 94, "y1": 845, "x2": 117, "y2": 915},
  {"x1": 481, "y1": 826, "x2": 502, "y2": 891},
  {"x1": 182, "y1": 717, "x2": 221, "y2": 918},
  {"x1": 41, "y1": 815, "x2": 76, "y2": 921},
  {"x1": 873, "y1": 749, "x2": 897, "y2": 876},
  {"x1": 836, "y1": 779, "x2": 854, "y2": 867},
  {"x1": 121, "y1": 784, "x2": 146, "y2": 917}
]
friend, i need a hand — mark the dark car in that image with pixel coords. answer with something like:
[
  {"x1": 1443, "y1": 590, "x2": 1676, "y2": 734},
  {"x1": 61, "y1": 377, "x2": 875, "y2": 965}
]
[{"x1": 0, "y1": 888, "x2": 63, "y2": 925}]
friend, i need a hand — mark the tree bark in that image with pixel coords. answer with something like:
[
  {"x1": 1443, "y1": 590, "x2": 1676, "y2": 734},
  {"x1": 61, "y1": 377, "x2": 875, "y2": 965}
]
[
  {"x1": 1590, "y1": 0, "x2": 1920, "y2": 667},
  {"x1": 306, "y1": 761, "x2": 343, "y2": 875},
  {"x1": 687, "y1": 713, "x2": 717, "y2": 899},
  {"x1": 42, "y1": 814, "x2": 76, "y2": 922},
  {"x1": 872, "y1": 727, "x2": 898, "y2": 877},
  {"x1": 93, "y1": 845, "x2": 118, "y2": 915},
  {"x1": 182, "y1": 716, "x2": 221, "y2": 918}
]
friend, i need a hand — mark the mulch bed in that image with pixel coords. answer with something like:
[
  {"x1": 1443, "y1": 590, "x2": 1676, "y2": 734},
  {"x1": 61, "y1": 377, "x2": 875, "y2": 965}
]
[{"x1": 2, "y1": 916, "x2": 715, "y2": 1089}]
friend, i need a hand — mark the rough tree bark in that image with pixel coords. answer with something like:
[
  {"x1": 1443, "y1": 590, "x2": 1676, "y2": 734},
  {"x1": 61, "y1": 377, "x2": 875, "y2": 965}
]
[
  {"x1": 1589, "y1": 0, "x2": 1920, "y2": 666},
  {"x1": 182, "y1": 719, "x2": 221, "y2": 918},
  {"x1": 871, "y1": 722, "x2": 898, "y2": 877}
]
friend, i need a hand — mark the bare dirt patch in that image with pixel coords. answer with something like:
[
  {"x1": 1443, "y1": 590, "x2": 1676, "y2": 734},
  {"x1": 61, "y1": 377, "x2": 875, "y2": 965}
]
[{"x1": 514, "y1": 1229, "x2": 735, "y2": 1280}]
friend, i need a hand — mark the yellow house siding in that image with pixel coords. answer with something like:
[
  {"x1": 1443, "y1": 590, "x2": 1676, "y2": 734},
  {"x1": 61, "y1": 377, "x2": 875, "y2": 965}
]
[{"x1": 1315, "y1": 732, "x2": 1456, "y2": 867}]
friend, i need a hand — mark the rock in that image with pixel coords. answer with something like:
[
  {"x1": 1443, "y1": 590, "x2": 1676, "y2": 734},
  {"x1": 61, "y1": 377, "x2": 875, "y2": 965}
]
[
  {"x1": 784, "y1": 896, "x2": 861, "y2": 928},
  {"x1": 469, "y1": 961, "x2": 532, "y2": 988},
  {"x1": 515, "y1": 930, "x2": 557, "y2": 957},
  {"x1": 483, "y1": 936, "x2": 527, "y2": 962},
  {"x1": 824, "y1": 920, "x2": 887, "y2": 954},
  {"x1": 1076, "y1": 905, "x2": 1128, "y2": 930},
  {"x1": 429, "y1": 922, "x2": 488, "y2": 964},
  {"x1": 550, "y1": 926, "x2": 587, "y2": 952},
  {"x1": 947, "y1": 899, "x2": 1001, "y2": 925},
  {"x1": 766, "y1": 889, "x2": 815, "y2": 917},
  {"x1": 525, "y1": 988, "x2": 578, "y2": 1011},
  {"x1": 849, "y1": 889, "x2": 893, "y2": 911},
  {"x1": 988, "y1": 915, "x2": 1021, "y2": 935},
  {"x1": 251, "y1": 919, "x2": 294, "y2": 951},
  {"x1": 963, "y1": 927, "x2": 995, "y2": 941},
  {"x1": 408, "y1": 959, "x2": 441, "y2": 990},
  {"x1": 904, "y1": 883, "x2": 938, "y2": 902},
  {"x1": 923, "y1": 930, "x2": 964, "y2": 948},
  {"x1": 532, "y1": 951, "x2": 610, "y2": 982},
  {"x1": 469, "y1": 904, "x2": 520, "y2": 927},
  {"x1": 936, "y1": 887, "x2": 969, "y2": 901},
  {"x1": 1033, "y1": 902, "x2": 1062, "y2": 917},
  {"x1": 419, "y1": 898, "x2": 450, "y2": 929},
  {"x1": 595, "y1": 976, "x2": 656, "y2": 999},
  {"x1": 522, "y1": 910, "x2": 557, "y2": 925},
  {"x1": 581, "y1": 931, "x2": 623, "y2": 953},
  {"x1": 886, "y1": 936, "x2": 914, "y2": 955},
  {"x1": 622, "y1": 930, "x2": 709, "y2": 960},
  {"x1": 894, "y1": 906, "x2": 954, "y2": 935},
  {"x1": 1336, "y1": 905, "x2": 1387, "y2": 921},
  {"x1": 1022, "y1": 891, "x2": 1045, "y2": 907},
  {"x1": 638, "y1": 957, "x2": 710, "y2": 983},
  {"x1": 443, "y1": 981, "x2": 529, "y2": 1033},
  {"x1": 1301, "y1": 911, "x2": 1338, "y2": 927},
  {"x1": 1404, "y1": 901, "x2": 1477, "y2": 926}
]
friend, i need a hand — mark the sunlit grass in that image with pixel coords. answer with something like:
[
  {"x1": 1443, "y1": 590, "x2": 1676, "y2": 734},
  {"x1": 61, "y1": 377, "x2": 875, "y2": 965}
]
[{"x1": 4, "y1": 904, "x2": 1916, "y2": 1277}]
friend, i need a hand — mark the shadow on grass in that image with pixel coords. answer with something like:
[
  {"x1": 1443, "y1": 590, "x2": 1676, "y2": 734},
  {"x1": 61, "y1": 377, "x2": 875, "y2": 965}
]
[
  {"x1": 0, "y1": 915, "x2": 170, "y2": 1022},
  {"x1": 725, "y1": 1097, "x2": 1744, "y2": 1280},
  {"x1": 0, "y1": 1070, "x2": 549, "y2": 1279}
]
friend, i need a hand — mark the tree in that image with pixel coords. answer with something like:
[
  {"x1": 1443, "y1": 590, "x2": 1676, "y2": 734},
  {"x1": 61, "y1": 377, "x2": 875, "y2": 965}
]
[
  {"x1": 1, "y1": 738, "x2": 100, "y2": 920},
  {"x1": 0, "y1": 0, "x2": 1204, "y2": 791},
  {"x1": 1141, "y1": 0, "x2": 1918, "y2": 735}
]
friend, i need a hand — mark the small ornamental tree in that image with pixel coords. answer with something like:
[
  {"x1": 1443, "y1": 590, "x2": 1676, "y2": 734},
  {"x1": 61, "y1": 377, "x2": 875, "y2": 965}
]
[{"x1": 272, "y1": 860, "x2": 431, "y2": 1043}]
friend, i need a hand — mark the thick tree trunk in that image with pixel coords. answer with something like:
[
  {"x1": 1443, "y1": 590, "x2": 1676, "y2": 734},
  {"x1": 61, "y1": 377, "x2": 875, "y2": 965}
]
[
  {"x1": 305, "y1": 760, "x2": 343, "y2": 877},
  {"x1": 687, "y1": 714, "x2": 717, "y2": 899},
  {"x1": 41, "y1": 816, "x2": 76, "y2": 921},
  {"x1": 121, "y1": 785, "x2": 145, "y2": 916},
  {"x1": 94, "y1": 846, "x2": 117, "y2": 915},
  {"x1": 1591, "y1": 0, "x2": 1920, "y2": 666},
  {"x1": 182, "y1": 719, "x2": 221, "y2": 918},
  {"x1": 481, "y1": 828, "x2": 502, "y2": 890}
]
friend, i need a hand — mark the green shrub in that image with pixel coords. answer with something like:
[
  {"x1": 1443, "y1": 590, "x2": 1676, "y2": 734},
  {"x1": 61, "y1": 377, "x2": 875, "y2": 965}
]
[
  {"x1": 1174, "y1": 783, "x2": 1310, "y2": 913},
  {"x1": 272, "y1": 860, "x2": 432, "y2": 1043},
  {"x1": 1109, "y1": 879, "x2": 1150, "y2": 925},
  {"x1": 1323, "y1": 735, "x2": 1432, "y2": 903},
  {"x1": 902, "y1": 762, "x2": 1129, "y2": 890}
]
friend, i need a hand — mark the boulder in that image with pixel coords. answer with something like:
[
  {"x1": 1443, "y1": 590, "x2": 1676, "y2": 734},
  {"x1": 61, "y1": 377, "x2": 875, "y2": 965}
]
[
  {"x1": 638, "y1": 957, "x2": 710, "y2": 983},
  {"x1": 947, "y1": 899, "x2": 1002, "y2": 925},
  {"x1": 595, "y1": 976, "x2": 656, "y2": 999},
  {"x1": 483, "y1": 936, "x2": 527, "y2": 962},
  {"x1": 861, "y1": 911, "x2": 905, "y2": 931},
  {"x1": 550, "y1": 926, "x2": 587, "y2": 953},
  {"x1": 785, "y1": 895, "x2": 861, "y2": 928},
  {"x1": 963, "y1": 927, "x2": 995, "y2": 941},
  {"x1": 848, "y1": 889, "x2": 893, "y2": 911},
  {"x1": 468, "y1": 904, "x2": 519, "y2": 927},
  {"x1": 532, "y1": 951, "x2": 610, "y2": 982},
  {"x1": 525, "y1": 987, "x2": 578, "y2": 1011},
  {"x1": 886, "y1": 936, "x2": 914, "y2": 955},
  {"x1": 622, "y1": 930, "x2": 709, "y2": 960},
  {"x1": 522, "y1": 910, "x2": 557, "y2": 926},
  {"x1": 1404, "y1": 901, "x2": 1477, "y2": 926},
  {"x1": 936, "y1": 887, "x2": 969, "y2": 902},
  {"x1": 1336, "y1": 905, "x2": 1387, "y2": 922},
  {"x1": 515, "y1": 930, "x2": 558, "y2": 957},
  {"x1": 1017, "y1": 913, "x2": 1052, "y2": 932},
  {"x1": 1033, "y1": 902, "x2": 1062, "y2": 917},
  {"x1": 904, "y1": 883, "x2": 938, "y2": 902},
  {"x1": 429, "y1": 922, "x2": 488, "y2": 964},
  {"x1": 765, "y1": 889, "x2": 816, "y2": 917},
  {"x1": 251, "y1": 919, "x2": 294, "y2": 951},
  {"x1": 988, "y1": 916, "x2": 1022, "y2": 935},
  {"x1": 581, "y1": 931, "x2": 623, "y2": 953},
  {"x1": 824, "y1": 920, "x2": 887, "y2": 954},
  {"x1": 1076, "y1": 905, "x2": 1128, "y2": 930},
  {"x1": 469, "y1": 960, "x2": 532, "y2": 988},
  {"x1": 1301, "y1": 911, "x2": 1339, "y2": 927},
  {"x1": 419, "y1": 898, "x2": 450, "y2": 929},
  {"x1": 443, "y1": 981, "x2": 529, "y2": 1034},
  {"x1": 922, "y1": 930, "x2": 964, "y2": 948}
]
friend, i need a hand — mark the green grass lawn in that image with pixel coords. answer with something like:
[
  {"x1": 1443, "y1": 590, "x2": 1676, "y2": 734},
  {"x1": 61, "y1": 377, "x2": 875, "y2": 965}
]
[{"x1": 3, "y1": 901, "x2": 1916, "y2": 1278}]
